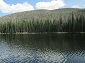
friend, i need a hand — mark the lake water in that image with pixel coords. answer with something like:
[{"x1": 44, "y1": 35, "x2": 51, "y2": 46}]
[{"x1": 0, "y1": 33, "x2": 85, "y2": 63}]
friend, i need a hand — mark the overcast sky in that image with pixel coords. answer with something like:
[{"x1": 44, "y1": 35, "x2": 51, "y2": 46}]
[{"x1": 0, "y1": 0, "x2": 85, "y2": 16}]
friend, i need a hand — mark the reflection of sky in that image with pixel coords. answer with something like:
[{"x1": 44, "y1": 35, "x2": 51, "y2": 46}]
[
  {"x1": 0, "y1": 40, "x2": 66, "y2": 63},
  {"x1": 66, "y1": 55, "x2": 85, "y2": 63},
  {"x1": 0, "y1": 41, "x2": 10, "y2": 59},
  {"x1": 37, "y1": 50, "x2": 66, "y2": 63},
  {"x1": 0, "y1": 40, "x2": 85, "y2": 63}
]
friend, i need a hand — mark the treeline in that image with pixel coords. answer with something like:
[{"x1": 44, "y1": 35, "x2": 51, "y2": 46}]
[{"x1": 0, "y1": 13, "x2": 85, "y2": 33}]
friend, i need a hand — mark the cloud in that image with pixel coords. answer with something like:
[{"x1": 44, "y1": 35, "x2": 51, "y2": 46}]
[
  {"x1": 36, "y1": 0, "x2": 65, "y2": 10},
  {"x1": 72, "y1": 5, "x2": 85, "y2": 8},
  {"x1": 72, "y1": 5, "x2": 80, "y2": 8},
  {"x1": 0, "y1": 0, "x2": 34, "y2": 13}
]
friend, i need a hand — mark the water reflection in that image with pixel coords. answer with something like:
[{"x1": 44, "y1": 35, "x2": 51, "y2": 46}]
[{"x1": 0, "y1": 33, "x2": 85, "y2": 63}]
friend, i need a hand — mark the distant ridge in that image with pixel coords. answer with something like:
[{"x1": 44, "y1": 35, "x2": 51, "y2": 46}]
[
  {"x1": 0, "y1": 8, "x2": 85, "y2": 22},
  {"x1": 0, "y1": 8, "x2": 85, "y2": 33}
]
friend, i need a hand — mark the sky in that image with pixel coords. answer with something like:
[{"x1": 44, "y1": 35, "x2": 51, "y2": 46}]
[{"x1": 0, "y1": 0, "x2": 85, "y2": 16}]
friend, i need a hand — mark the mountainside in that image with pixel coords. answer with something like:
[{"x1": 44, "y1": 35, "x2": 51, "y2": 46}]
[
  {"x1": 0, "y1": 8, "x2": 85, "y2": 33},
  {"x1": 0, "y1": 8, "x2": 85, "y2": 22}
]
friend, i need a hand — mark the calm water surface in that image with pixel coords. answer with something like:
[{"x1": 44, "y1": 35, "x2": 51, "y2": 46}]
[{"x1": 0, "y1": 33, "x2": 85, "y2": 63}]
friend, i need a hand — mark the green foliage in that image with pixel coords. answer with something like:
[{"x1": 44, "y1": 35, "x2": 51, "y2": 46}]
[{"x1": 0, "y1": 8, "x2": 85, "y2": 33}]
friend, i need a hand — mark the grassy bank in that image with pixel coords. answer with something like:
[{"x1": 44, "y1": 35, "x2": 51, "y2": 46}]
[{"x1": 0, "y1": 32, "x2": 85, "y2": 34}]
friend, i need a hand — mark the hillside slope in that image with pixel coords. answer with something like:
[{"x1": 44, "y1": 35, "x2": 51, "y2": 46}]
[
  {"x1": 0, "y1": 8, "x2": 85, "y2": 33},
  {"x1": 0, "y1": 8, "x2": 85, "y2": 22}
]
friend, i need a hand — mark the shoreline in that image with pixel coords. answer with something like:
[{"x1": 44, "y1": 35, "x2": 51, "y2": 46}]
[{"x1": 0, "y1": 32, "x2": 85, "y2": 34}]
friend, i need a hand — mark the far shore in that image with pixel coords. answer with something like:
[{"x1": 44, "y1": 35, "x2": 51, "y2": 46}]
[{"x1": 0, "y1": 32, "x2": 85, "y2": 34}]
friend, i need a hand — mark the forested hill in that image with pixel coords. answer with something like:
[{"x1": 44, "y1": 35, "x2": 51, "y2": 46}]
[{"x1": 0, "y1": 8, "x2": 85, "y2": 33}]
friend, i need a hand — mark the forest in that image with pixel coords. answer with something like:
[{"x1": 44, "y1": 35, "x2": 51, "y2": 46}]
[{"x1": 0, "y1": 8, "x2": 85, "y2": 33}]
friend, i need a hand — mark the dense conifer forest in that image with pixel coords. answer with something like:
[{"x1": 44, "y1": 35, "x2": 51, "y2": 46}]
[{"x1": 0, "y1": 8, "x2": 85, "y2": 33}]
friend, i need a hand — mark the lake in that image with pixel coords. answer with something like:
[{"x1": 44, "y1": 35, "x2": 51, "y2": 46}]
[{"x1": 0, "y1": 33, "x2": 85, "y2": 63}]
